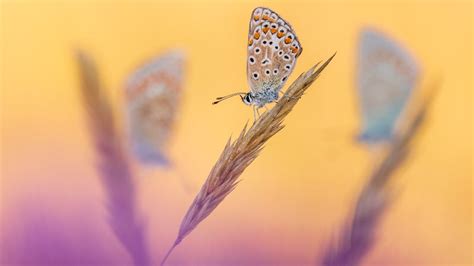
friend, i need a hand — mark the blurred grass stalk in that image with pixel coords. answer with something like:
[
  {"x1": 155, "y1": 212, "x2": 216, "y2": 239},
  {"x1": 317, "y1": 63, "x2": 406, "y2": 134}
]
[
  {"x1": 161, "y1": 53, "x2": 336, "y2": 265},
  {"x1": 76, "y1": 51, "x2": 151, "y2": 266},
  {"x1": 321, "y1": 81, "x2": 439, "y2": 266}
]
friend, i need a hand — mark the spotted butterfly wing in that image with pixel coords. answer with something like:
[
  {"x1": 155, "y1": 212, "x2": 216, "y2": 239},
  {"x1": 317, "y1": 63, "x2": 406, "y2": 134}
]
[
  {"x1": 125, "y1": 50, "x2": 185, "y2": 165},
  {"x1": 247, "y1": 7, "x2": 302, "y2": 98},
  {"x1": 357, "y1": 28, "x2": 420, "y2": 143}
]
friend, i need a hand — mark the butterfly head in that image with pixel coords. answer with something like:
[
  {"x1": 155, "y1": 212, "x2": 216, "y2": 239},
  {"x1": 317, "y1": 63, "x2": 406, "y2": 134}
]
[{"x1": 241, "y1": 93, "x2": 254, "y2": 105}]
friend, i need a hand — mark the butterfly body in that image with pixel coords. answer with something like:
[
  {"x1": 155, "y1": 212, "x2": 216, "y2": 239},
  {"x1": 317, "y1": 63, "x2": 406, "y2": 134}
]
[
  {"x1": 357, "y1": 28, "x2": 420, "y2": 144},
  {"x1": 242, "y1": 84, "x2": 279, "y2": 108}
]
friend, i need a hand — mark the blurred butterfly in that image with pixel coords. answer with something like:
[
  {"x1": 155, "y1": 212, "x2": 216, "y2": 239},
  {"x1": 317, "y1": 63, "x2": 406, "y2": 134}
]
[
  {"x1": 124, "y1": 50, "x2": 185, "y2": 166},
  {"x1": 213, "y1": 7, "x2": 303, "y2": 119},
  {"x1": 357, "y1": 28, "x2": 420, "y2": 143}
]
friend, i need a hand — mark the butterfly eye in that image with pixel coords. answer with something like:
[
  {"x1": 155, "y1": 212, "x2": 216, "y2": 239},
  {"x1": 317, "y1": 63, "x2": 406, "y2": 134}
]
[
  {"x1": 265, "y1": 69, "x2": 271, "y2": 76},
  {"x1": 244, "y1": 94, "x2": 253, "y2": 104},
  {"x1": 249, "y1": 56, "x2": 256, "y2": 65}
]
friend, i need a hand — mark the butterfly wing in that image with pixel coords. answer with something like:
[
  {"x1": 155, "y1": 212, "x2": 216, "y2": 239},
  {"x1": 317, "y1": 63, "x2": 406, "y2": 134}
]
[
  {"x1": 125, "y1": 50, "x2": 185, "y2": 165},
  {"x1": 357, "y1": 28, "x2": 420, "y2": 143},
  {"x1": 247, "y1": 7, "x2": 302, "y2": 95}
]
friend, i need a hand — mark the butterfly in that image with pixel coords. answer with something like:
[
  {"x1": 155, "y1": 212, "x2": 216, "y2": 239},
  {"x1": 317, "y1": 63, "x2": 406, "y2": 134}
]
[
  {"x1": 124, "y1": 50, "x2": 185, "y2": 166},
  {"x1": 213, "y1": 7, "x2": 303, "y2": 118},
  {"x1": 356, "y1": 28, "x2": 420, "y2": 143}
]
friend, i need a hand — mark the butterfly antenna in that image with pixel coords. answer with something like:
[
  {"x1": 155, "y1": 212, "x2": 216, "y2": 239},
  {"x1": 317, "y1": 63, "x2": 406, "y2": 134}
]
[{"x1": 212, "y1": 92, "x2": 246, "y2": 105}]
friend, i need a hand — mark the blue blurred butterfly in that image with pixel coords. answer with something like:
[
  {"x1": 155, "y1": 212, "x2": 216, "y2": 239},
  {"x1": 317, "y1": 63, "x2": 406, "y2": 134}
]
[
  {"x1": 356, "y1": 28, "x2": 420, "y2": 143},
  {"x1": 124, "y1": 50, "x2": 185, "y2": 166}
]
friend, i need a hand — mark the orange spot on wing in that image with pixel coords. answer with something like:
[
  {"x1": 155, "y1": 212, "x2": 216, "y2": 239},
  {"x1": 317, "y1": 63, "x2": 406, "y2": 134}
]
[
  {"x1": 253, "y1": 15, "x2": 260, "y2": 21},
  {"x1": 262, "y1": 26, "x2": 269, "y2": 33},
  {"x1": 284, "y1": 37, "x2": 292, "y2": 44},
  {"x1": 262, "y1": 15, "x2": 269, "y2": 20},
  {"x1": 271, "y1": 28, "x2": 277, "y2": 34},
  {"x1": 277, "y1": 32, "x2": 285, "y2": 38},
  {"x1": 254, "y1": 32, "x2": 261, "y2": 39},
  {"x1": 248, "y1": 38, "x2": 253, "y2": 46},
  {"x1": 291, "y1": 47, "x2": 299, "y2": 54}
]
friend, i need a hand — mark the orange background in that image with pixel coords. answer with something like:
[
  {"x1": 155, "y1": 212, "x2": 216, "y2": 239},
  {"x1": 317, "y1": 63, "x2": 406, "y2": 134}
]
[{"x1": 1, "y1": 0, "x2": 472, "y2": 265}]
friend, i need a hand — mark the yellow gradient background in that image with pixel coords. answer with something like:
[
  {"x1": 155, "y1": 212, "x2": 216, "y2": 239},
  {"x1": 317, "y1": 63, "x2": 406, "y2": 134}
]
[{"x1": 1, "y1": 0, "x2": 472, "y2": 265}]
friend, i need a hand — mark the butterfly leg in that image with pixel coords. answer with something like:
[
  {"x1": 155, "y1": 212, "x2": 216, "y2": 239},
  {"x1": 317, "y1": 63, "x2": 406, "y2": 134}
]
[{"x1": 253, "y1": 106, "x2": 257, "y2": 122}]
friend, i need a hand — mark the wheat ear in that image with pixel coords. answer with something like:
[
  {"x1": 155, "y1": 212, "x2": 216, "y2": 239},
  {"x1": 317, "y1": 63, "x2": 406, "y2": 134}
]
[
  {"x1": 161, "y1": 53, "x2": 336, "y2": 265},
  {"x1": 76, "y1": 51, "x2": 151, "y2": 266},
  {"x1": 321, "y1": 82, "x2": 439, "y2": 266}
]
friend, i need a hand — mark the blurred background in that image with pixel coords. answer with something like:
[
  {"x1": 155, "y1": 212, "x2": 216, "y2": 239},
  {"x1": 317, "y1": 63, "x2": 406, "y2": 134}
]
[{"x1": 1, "y1": 0, "x2": 472, "y2": 265}]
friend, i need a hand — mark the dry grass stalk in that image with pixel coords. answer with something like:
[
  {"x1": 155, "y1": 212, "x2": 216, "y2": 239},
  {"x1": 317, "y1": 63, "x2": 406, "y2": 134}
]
[
  {"x1": 161, "y1": 53, "x2": 336, "y2": 265},
  {"x1": 76, "y1": 51, "x2": 151, "y2": 266},
  {"x1": 321, "y1": 82, "x2": 439, "y2": 266}
]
